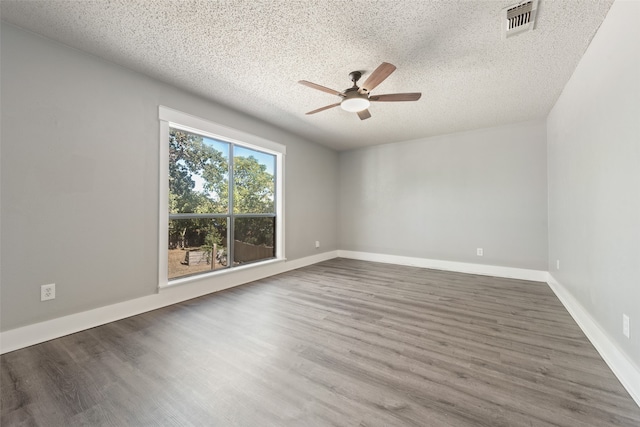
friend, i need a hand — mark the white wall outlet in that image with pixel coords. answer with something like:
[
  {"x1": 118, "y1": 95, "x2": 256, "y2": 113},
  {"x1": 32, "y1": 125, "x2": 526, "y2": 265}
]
[
  {"x1": 623, "y1": 314, "x2": 630, "y2": 338},
  {"x1": 41, "y1": 283, "x2": 56, "y2": 301},
  {"x1": 556, "y1": 259, "x2": 560, "y2": 270},
  {"x1": 315, "y1": 240, "x2": 320, "y2": 248},
  {"x1": 476, "y1": 248, "x2": 483, "y2": 256}
]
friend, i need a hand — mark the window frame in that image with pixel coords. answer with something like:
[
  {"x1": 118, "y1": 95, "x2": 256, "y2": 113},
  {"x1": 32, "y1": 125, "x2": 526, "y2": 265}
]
[{"x1": 158, "y1": 106, "x2": 285, "y2": 288}]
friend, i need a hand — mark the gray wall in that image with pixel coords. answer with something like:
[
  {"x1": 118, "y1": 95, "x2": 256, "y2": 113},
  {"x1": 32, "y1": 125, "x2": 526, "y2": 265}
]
[
  {"x1": 547, "y1": 0, "x2": 640, "y2": 364},
  {"x1": 0, "y1": 23, "x2": 339, "y2": 331},
  {"x1": 339, "y1": 120, "x2": 548, "y2": 270}
]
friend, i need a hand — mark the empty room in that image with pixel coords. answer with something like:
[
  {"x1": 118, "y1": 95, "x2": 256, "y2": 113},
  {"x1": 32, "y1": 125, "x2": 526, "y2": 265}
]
[{"x1": 1, "y1": 0, "x2": 639, "y2": 425}]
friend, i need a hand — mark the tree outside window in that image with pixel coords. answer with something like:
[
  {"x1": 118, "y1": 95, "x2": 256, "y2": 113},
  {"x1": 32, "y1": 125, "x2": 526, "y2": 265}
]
[{"x1": 168, "y1": 128, "x2": 276, "y2": 280}]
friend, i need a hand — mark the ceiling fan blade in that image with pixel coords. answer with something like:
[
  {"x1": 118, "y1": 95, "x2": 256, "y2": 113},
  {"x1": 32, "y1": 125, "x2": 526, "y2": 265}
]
[
  {"x1": 357, "y1": 109, "x2": 371, "y2": 120},
  {"x1": 360, "y1": 62, "x2": 396, "y2": 93},
  {"x1": 369, "y1": 93, "x2": 422, "y2": 102},
  {"x1": 306, "y1": 102, "x2": 341, "y2": 115},
  {"x1": 298, "y1": 80, "x2": 344, "y2": 97}
]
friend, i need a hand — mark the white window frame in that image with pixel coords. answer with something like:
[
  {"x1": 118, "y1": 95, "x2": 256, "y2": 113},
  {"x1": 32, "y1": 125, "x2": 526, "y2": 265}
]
[{"x1": 158, "y1": 106, "x2": 285, "y2": 289}]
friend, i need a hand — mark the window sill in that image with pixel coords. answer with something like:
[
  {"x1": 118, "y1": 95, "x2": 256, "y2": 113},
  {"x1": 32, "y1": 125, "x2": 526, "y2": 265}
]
[{"x1": 159, "y1": 257, "x2": 286, "y2": 291}]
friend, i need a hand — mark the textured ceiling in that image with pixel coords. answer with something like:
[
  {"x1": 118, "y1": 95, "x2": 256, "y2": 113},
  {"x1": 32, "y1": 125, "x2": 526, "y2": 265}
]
[{"x1": 1, "y1": 0, "x2": 614, "y2": 151}]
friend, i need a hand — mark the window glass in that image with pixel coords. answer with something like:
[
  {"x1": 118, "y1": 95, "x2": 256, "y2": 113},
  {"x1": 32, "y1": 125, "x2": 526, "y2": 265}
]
[
  {"x1": 168, "y1": 218, "x2": 228, "y2": 279},
  {"x1": 169, "y1": 129, "x2": 229, "y2": 214},
  {"x1": 167, "y1": 127, "x2": 278, "y2": 280},
  {"x1": 233, "y1": 146, "x2": 276, "y2": 214},
  {"x1": 234, "y1": 217, "x2": 276, "y2": 264}
]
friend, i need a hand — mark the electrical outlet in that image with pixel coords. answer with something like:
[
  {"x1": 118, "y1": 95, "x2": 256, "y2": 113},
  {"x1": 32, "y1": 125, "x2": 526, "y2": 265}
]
[
  {"x1": 41, "y1": 283, "x2": 56, "y2": 301},
  {"x1": 476, "y1": 248, "x2": 483, "y2": 256},
  {"x1": 556, "y1": 259, "x2": 560, "y2": 270},
  {"x1": 315, "y1": 240, "x2": 320, "y2": 248},
  {"x1": 623, "y1": 314, "x2": 630, "y2": 338}
]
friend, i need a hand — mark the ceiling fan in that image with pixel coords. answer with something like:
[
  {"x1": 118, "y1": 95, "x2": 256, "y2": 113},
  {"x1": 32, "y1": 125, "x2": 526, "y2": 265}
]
[{"x1": 299, "y1": 62, "x2": 421, "y2": 120}]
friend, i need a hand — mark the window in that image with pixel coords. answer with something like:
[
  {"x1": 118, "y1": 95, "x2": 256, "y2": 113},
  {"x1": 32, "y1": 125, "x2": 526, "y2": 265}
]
[{"x1": 159, "y1": 107, "x2": 284, "y2": 285}]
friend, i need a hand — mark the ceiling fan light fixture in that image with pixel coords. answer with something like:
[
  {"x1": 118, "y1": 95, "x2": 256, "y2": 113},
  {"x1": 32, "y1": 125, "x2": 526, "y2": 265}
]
[{"x1": 341, "y1": 97, "x2": 370, "y2": 112}]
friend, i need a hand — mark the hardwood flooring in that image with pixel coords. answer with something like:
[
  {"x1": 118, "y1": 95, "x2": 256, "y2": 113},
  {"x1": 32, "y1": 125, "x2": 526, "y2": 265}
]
[{"x1": 2, "y1": 258, "x2": 639, "y2": 426}]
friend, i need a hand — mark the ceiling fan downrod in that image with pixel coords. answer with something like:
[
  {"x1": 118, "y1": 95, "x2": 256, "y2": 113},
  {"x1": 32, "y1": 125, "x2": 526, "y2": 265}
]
[{"x1": 349, "y1": 71, "x2": 362, "y2": 87}]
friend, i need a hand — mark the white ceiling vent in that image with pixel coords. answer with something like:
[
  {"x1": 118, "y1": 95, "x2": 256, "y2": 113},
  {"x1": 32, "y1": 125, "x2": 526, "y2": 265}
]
[{"x1": 502, "y1": 0, "x2": 538, "y2": 39}]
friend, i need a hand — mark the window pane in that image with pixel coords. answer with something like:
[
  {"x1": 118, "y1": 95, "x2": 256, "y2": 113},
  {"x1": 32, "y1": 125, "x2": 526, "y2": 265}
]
[
  {"x1": 169, "y1": 128, "x2": 229, "y2": 214},
  {"x1": 168, "y1": 218, "x2": 228, "y2": 279},
  {"x1": 233, "y1": 146, "x2": 275, "y2": 214},
  {"x1": 234, "y1": 217, "x2": 275, "y2": 264}
]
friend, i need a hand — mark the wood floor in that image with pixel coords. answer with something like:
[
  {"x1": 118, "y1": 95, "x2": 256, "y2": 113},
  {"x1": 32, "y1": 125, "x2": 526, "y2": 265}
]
[{"x1": 2, "y1": 258, "x2": 639, "y2": 426}]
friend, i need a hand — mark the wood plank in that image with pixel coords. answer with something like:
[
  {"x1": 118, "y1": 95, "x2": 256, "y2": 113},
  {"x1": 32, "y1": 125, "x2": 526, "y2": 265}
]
[{"x1": 2, "y1": 258, "x2": 639, "y2": 426}]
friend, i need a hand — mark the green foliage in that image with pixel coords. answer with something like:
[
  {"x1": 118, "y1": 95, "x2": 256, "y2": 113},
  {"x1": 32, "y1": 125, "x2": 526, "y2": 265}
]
[
  {"x1": 235, "y1": 217, "x2": 275, "y2": 247},
  {"x1": 169, "y1": 129, "x2": 228, "y2": 214},
  {"x1": 168, "y1": 128, "x2": 275, "y2": 251},
  {"x1": 233, "y1": 156, "x2": 274, "y2": 214}
]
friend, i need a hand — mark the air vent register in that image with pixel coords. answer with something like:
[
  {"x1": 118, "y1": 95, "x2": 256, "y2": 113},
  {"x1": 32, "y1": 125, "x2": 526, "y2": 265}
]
[{"x1": 502, "y1": 0, "x2": 538, "y2": 39}]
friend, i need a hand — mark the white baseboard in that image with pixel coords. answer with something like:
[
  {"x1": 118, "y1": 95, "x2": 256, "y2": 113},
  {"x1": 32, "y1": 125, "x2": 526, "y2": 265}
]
[
  {"x1": 337, "y1": 250, "x2": 549, "y2": 282},
  {"x1": 0, "y1": 250, "x2": 339, "y2": 355},
  {"x1": 547, "y1": 274, "x2": 640, "y2": 407},
  {"x1": 337, "y1": 251, "x2": 639, "y2": 406},
  {"x1": 4, "y1": 250, "x2": 638, "y2": 409}
]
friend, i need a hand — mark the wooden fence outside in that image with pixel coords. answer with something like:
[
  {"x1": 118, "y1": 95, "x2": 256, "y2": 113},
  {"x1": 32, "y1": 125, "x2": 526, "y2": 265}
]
[
  {"x1": 234, "y1": 240, "x2": 274, "y2": 263},
  {"x1": 184, "y1": 241, "x2": 273, "y2": 266}
]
